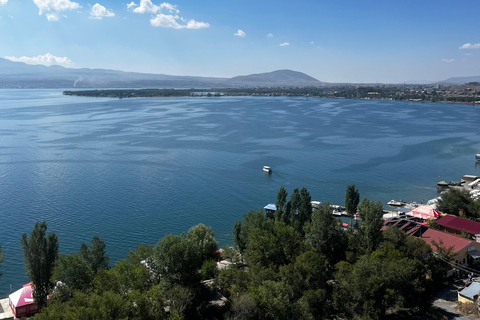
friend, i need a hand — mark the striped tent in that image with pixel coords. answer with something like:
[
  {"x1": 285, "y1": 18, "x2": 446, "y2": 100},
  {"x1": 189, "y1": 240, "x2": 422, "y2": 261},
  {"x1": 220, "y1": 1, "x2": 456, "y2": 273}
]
[
  {"x1": 405, "y1": 206, "x2": 441, "y2": 220},
  {"x1": 9, "y1": 282, "x2": 42, "y2": 318}
]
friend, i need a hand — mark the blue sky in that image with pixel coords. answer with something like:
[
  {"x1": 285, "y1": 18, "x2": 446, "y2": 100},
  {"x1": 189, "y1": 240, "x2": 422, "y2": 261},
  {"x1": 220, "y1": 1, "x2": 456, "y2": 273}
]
[{"x1": 0, "y1": 0, "x2": 480, "y2": 83}]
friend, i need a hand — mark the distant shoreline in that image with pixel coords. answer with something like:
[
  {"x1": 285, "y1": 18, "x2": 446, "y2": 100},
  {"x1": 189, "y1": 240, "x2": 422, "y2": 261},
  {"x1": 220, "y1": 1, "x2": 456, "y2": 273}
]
[{"x1": 63, "y1": 87, "x2": 480, "y2": 105}]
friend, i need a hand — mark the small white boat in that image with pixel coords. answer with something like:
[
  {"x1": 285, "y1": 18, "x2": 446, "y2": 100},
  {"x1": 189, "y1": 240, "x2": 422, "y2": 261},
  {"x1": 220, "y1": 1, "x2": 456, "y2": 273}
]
[
  {"x1": 387, "y1": 200, "x2": 405, "y2": 207},
  {"x1": 476, "y1": 154, "x2": 480, "y2": 162},
  {"x1": 263, "y1": 166, "x2": 272, "y2": 173}
]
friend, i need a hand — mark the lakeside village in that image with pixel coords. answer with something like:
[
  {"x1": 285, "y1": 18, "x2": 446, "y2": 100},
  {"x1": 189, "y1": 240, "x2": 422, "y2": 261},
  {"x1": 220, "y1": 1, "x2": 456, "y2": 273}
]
[
  {"x1": 3, "y1": 173, "x2": 480, "y2": 319},
  {"x1": 64, "y1": 82, "x2": 480, "y2": 104}
]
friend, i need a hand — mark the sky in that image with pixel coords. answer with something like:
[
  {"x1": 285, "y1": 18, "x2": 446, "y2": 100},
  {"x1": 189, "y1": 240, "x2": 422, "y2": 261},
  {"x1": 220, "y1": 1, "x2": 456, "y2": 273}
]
[{"x1": 1, "y1": 0, "x2": 480, "y2": 83}]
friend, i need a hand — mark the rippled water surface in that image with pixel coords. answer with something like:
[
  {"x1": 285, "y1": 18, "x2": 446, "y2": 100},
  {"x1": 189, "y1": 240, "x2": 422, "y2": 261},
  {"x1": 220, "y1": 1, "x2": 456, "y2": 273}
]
[{"x1": 0, "y1": 89, "x2": 479, "y2": 295}]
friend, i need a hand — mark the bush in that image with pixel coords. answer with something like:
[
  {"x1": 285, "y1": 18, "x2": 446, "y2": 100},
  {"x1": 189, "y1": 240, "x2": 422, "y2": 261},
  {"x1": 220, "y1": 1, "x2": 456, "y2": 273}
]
[{"x1": 201, "y1": 260, "x2": 218, "y2": 280}]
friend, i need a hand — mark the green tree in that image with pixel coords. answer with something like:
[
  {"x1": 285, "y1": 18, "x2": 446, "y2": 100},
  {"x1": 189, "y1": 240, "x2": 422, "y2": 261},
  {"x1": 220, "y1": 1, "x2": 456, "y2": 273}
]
[
  {"x1": 164, "y1": 285, "x2": 194, "y2": 320},
  {"x1": 275, "y1": 186, "x2": 288, "y2": 222},
  {"x1": 233, "y1": 209, "x2": 270, "y2": 255},
  {"x1": 296, "y1": 187, "x2": 312, "y2": 233},
  {"x1": 94, "y1": 259, "x2": 151, "y2": 296},
  {"x1": 233, "y1": 220, "x2": 245, "y2": 253},
  {"x1": 437, "y1": 188, "x2": 475, "y2": 217},
  {"x1": 153, "y1": 233, "x2": 202, "y2": 286},
  {"x1": 358, "y1": 198, "x2": 384, "y2": 251},
  {"x1": 229, "y1": 294, "x2": 256, "y2": 320},
  {"x1": 80, "y1": 236, "x2": 109, "y2": 274},
  {"x1": 345, "y1": 184, "x2": 360, "y2": 227},
  {"x1": 334, "y1": 248, "x2": 430, "y2": 319},
  {"x1": 201, "y1": 260, "x2": 218, "y2": 280},
  {"x1": 21, "y1": 221, "x2": 59, "y2": 307},
  {"x1": 296, "y1": 289, "x2": 328, "y2": 320},
  {"x1": 289, "y1": 188, "x2": 301, "y2": 216},
  {"x1": 305, "y1": 202, "x2": 347, "y2": 267},
  {"x1": 251, "y1": 280, "x2": 295, "y2": 320},
  {"x1": 52, "y1": 253, "x2": 93, "y2": 291},
  {"x1": 186, "y1": 223, "x2": 218, "y2": 262},
  {"x1": 280, "y1": 250, "x2": 327, "y2": 299}
]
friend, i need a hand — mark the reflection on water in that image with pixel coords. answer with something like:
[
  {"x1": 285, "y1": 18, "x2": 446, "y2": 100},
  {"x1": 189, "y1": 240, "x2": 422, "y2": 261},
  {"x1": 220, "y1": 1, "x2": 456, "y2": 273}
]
[{"x1": 0, "y1": 90, "x2": 479, "y2": 295}]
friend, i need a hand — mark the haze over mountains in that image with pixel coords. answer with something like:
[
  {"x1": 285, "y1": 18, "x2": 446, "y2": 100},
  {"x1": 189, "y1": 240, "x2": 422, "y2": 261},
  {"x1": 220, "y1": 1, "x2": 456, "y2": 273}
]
[
  {"x1": 0, "y1": 57, "x2": 478, "y2": 88},
  {"x1": 0, "y1": 58, "x2": 322, "y2": 89}
]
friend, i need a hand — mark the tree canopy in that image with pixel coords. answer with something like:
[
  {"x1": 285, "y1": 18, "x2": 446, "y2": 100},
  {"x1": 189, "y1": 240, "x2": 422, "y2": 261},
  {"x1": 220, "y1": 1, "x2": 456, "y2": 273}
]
[
  {"x1": 21, "y1": 221, "x2": 59, "y2": 307},
  {"x1": 28, "y1": 185, "x2": 449, "y2": 319}
]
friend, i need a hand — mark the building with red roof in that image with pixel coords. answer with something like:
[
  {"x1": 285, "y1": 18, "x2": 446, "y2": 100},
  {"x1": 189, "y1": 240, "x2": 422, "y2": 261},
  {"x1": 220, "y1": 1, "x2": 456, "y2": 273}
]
[
  {"x1": 418, "y1": 227, "x2": 480, "y2": 265},
  {"x1": 383, "y1": 217, "x2": 480, "y2": 267},
  {"x1": 436, "y1": 215, "x2": 480, "y2": 242}
]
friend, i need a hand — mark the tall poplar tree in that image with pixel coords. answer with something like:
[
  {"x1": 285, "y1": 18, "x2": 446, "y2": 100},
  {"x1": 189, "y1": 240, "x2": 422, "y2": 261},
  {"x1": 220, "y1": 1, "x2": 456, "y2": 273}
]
[
  {"x1": 345, "y1": 184, "x2": 360, "y2": 227},
  {"x1": 275, "y1": 186, "x2": 288, "y2": 222},
  {"x1": 358, "y1": 198, "x2": 384, "y2": 251},
  {"x1": 21, "y1": 221, "x2": 59, "y2": 306},
  {"x1": 80, "y1": 236, "x2": 109, "y2": 274}
]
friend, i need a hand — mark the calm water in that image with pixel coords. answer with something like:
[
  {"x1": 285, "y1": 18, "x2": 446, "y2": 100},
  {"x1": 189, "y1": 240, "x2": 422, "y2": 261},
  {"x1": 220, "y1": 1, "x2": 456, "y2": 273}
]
[{"x1": 0, "y1": 89, "x2": 479, "y2": 296}]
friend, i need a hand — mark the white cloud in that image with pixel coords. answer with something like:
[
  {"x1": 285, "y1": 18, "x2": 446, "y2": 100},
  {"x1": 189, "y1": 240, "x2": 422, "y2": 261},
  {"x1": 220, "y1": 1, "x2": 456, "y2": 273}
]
[
  {"x1": 280, "y1": 42, "x2": 290, "y2": 46},
  {"x1": 459, "y1": 43, "x2": 480, "y2": 49},
  {"x1": 150, "y1": 14, "x2": 208, "y2": 28},
  {"x1": 90, "y1": 3, "x2": 114, "y2": 20},
  {"x1": 441, "y1": 58, "x2": 455, "y2": 62},
  {"x1": 0, "y1": 0, "x2": 7, "y2": 6},
  {"x1": 33, "y1": 0, "x2": 81, "y2": 21},
  {"x1": 234, "y1": 29, "x2": 245, "y2": 37},
  {"x1": 267, "y1": 33, "x2": 273, "y2": 37},
  {"x1": 310, "y1": 41, "x2": 314, "y2": 44},
  {"x1": 150, "y1": 14, "x2": 179, "y2": 27},
  {"x1": 5, "y1": 53, "x2": 72, "y2": 66},
  {"x1": 185, "y1": 19, "x2": 209, "y2": 29},
  {"x1": 130, "y1": 0, "x2": 208, "y2": 29},
  {"x1": 464, "y1": 53, "x2": 473, "y2": 56},
  {"x1": 130, "y1": 0, "x2": 178, "y2": 14}
]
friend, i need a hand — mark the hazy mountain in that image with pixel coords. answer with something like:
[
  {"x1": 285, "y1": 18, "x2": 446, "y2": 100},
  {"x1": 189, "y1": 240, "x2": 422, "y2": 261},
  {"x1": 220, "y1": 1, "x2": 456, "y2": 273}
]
[
  {"x1": 227, "y1": 69, "x2": 322, "y2": 86},
  {"x1": 437, "y1": 76, "x2": 480, "y2": 85},
  {"x1": 0, "y1": 58, "x2": 321, "y2": 88}
]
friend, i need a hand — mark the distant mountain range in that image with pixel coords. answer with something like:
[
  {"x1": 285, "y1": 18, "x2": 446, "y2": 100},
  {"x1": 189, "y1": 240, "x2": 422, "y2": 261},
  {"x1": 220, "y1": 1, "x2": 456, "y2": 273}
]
[
  {"x1": 0, "y1": 58, "x2": 322, "y2": 89},
  {"x1": 1, "y1": 57, "x2": 479, "y2": 87},
  {"x1": 437, "y1": 76, "x2": 480, "y2": 85}
]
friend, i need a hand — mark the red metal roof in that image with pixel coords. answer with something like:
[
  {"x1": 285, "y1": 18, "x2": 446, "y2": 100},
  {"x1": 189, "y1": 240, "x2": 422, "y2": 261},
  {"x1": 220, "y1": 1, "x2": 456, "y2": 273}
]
[
  {"x1": 419, "y1": 228, "x2": 474, "y2": 253},
  {"x1": 437, "y1": 215, "x2": 480, "y2": 235}
]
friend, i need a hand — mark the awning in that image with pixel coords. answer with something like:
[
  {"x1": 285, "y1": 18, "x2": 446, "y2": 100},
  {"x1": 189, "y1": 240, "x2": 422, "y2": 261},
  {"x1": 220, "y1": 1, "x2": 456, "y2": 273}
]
[
  {"x1": 405, "y1": 206, "x2": 441, "y2": 220},
  {"x1": 264, "y1": 204, "x2": 276, "y2": 211}
]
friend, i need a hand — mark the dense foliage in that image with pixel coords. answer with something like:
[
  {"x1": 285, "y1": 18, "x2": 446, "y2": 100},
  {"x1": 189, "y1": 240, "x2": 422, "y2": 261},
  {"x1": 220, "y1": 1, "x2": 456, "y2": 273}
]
[
  {"x1": 26, "y1": 187, "x2": 448, "y2": 319},
  {"x1": 226, "y1": 187, "x2": 446, "y2": 320},
  {"x1": 437, "y1": 188, "x2": 480, "y2": 218}
]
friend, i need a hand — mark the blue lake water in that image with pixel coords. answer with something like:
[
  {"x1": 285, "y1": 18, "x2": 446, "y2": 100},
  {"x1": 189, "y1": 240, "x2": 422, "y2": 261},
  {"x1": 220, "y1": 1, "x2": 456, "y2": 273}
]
[{"x1": 0, "y1": 89, "x2": 479, "y2": 296}]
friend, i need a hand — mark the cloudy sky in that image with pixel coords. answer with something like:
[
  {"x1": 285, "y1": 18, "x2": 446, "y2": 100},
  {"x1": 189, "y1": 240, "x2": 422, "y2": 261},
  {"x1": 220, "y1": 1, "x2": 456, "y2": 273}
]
[{"x1": 1, "y1": 0, "x2": 479, "y2": 83}]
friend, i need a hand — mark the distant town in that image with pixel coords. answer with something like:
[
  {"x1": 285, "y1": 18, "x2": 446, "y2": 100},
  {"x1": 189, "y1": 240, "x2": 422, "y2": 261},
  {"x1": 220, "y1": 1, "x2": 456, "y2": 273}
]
[{"x1": 64, "y1": 82, "x2": 480, "y2": 104}]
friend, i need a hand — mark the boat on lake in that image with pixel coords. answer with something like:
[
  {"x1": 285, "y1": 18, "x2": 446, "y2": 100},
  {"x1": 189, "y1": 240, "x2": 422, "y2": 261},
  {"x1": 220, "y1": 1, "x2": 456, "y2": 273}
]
[
  {"x1": 263, "y1": 166, "x2": 272, "y2": 173},
  {"x1": 476, "y1": 154, "x2": 480, "y2": 161},
  {"x1": 387, "y1": 199, "x2": 406, "y2": 207}
]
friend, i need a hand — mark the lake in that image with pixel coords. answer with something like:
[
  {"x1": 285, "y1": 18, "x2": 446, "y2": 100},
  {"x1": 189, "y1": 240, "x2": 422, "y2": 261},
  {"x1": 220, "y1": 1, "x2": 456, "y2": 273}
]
[{"x1": 0, "y1": 89, "x2": 479, "y2": 296}]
